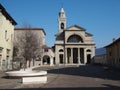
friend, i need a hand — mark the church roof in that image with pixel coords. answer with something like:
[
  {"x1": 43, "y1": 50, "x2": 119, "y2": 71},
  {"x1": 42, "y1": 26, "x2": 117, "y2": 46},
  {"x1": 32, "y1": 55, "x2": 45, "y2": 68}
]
[
  {"x1": 0, "y1": 4, "x2": 17, "y2": 25},
  {"x1": 66, "y1": 25, "x2": 86, "y2": 31},
  {"x1": 85, "y1": 32, "x2": 93, "y2": 36},
  {"x1": 42, "y1": 45, "x2": 51, "y2": 49}
]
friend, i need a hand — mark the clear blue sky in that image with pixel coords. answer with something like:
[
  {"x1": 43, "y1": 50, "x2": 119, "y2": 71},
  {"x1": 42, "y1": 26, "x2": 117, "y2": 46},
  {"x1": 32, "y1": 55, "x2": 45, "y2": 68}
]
[{"x1": 0, "y1": 0, "x2": 120, "y2": 48}]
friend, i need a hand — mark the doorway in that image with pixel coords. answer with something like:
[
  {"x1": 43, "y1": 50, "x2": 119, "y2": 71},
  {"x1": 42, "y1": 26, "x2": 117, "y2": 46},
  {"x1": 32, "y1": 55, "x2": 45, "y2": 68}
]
[
  {"x1": 59, "y1": 54, "x2": 63, "y2": 64},
  {"x1": 87, "y1": 54, "x2": 91, "y2": 64},
  {"x1": 43, "y1": 55, "x2": 50, "y2": 65}
]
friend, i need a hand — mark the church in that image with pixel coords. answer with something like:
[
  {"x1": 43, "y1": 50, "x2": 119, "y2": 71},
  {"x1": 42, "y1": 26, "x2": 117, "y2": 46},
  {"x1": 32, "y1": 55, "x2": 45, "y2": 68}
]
[
  {"x1": 0, "y1": 3, "x2": 96, "y2": 70},
  {"x1": 54, "y1": 8, "x2": 95, "y2": 65}
]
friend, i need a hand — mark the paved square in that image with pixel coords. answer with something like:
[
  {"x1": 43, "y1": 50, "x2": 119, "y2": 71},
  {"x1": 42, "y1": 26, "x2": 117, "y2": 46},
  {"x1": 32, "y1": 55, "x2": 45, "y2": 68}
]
[{"x1": 0, "y1": 65, "x2": 120, "y2": 90}]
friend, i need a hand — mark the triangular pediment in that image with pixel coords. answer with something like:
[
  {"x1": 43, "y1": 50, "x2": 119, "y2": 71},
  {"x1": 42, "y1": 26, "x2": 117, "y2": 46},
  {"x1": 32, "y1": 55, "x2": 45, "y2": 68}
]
[
  {"x1": 85, "y1": 32, "x2": 93, "y2": 36},
  {"x1": 66, "y1": 25, "x2": 86, "y2": 31}
]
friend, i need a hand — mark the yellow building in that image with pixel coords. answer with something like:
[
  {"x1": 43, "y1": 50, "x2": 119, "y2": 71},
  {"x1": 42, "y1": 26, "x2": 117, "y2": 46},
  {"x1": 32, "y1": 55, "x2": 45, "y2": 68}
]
[
  {"x1": 106, "y1": 38, "x2": 120, "y2": 68},
  {"x1": 0, "y1": 4, "x2": 17, "y2": 70}
]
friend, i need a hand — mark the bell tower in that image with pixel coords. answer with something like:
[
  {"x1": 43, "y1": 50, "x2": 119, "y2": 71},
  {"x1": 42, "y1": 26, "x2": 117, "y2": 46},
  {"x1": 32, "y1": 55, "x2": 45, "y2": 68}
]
[{"x1": 58, "y1": 8, "x2": 66, "y2": 33}]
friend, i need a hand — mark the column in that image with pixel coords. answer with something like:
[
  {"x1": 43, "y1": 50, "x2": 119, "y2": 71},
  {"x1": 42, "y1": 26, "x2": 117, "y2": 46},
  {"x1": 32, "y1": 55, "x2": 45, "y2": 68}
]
[
  {"x1": 70, "y1": 48, "x2": 73, "y2": 64},
  {"x1": 65, "y1": 48, "x2": 67, "y2": 64},
  {"x1": 78, "y1": 48, "x2": 80, "y2": 64},
  {"x1": 55, "y1": 47, "x2": 59, "y2": 65},
  {"x1": 84, "y1": 48, "x2": 87, "y2": 64},
  {"x1": 50, "y1": 57, "x2": 54, "y2": 66}
]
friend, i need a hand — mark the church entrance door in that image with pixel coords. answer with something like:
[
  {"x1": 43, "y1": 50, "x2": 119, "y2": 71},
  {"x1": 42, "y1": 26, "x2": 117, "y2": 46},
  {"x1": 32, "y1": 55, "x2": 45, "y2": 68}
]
[
  {"x1": 73, "y1": 48, "x2": 78, "y2": 63},
  {"x1": 87, "y1": 54, "x2": 91, "y2": 64}
]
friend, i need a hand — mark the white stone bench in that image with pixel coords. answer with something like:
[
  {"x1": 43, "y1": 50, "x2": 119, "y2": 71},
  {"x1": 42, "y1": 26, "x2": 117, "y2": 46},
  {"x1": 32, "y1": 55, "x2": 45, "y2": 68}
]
[
  {"x1": 22, "y1": 76, "x2": 47, "y2": 84},
  {"x1": 5, "y1": 67, "x2": 47, "y2": 84},
  {"x1": 22, "y1": 71, "x2": 47, "y2": 84}
]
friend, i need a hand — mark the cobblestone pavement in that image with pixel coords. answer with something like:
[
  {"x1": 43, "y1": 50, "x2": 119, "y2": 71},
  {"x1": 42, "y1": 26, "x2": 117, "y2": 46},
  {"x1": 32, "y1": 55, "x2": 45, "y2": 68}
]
[{"x1": 0, "y1": 65, "x2": 120, "y2": 90}]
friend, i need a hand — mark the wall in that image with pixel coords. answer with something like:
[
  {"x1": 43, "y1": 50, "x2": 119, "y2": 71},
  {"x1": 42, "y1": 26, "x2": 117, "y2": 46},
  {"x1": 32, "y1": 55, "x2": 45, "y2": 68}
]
[
  {"x1": 0, "y1": 12, "x2": 14, "y2": 70},
  {"x1": 106, "y1": 40, "x2": 120, "y2": 68}
]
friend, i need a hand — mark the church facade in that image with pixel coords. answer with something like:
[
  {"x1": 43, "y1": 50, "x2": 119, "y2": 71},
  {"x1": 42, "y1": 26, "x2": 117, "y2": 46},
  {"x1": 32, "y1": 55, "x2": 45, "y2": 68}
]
[{"x1": 55, "y1": 8, "x2": 95, "y2": 65}]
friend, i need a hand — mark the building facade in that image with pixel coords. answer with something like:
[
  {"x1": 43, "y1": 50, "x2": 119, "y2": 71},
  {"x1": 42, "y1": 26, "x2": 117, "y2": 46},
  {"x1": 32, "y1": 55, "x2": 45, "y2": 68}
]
[
  {"x1": 93, "y1": 48, "x2": 107, "y2": 65},
  {"x1": 106, "y1": 38, "x2": 120, "y2": 68},
  {"x1": 14, "y1": 28, "x2": 46, "y2": 67},
  {"x1": 14, "y1": 28, "x2": 46, "y2": 46},
  {"x1": 93, "y1": 54, "x2": 107, "y2": 65},
  {"x1": 0, "y1": 4, "x2": 17, "y2": 70},
  {"x1": 42, "y1": 45, "x2": 54, "y2": 66},
  {"x1": 55, "y1": 8, "x2": 95, "y2": 65},
  {"x1": 14, "y1": 28, "x2": 55, "y2": 67}
]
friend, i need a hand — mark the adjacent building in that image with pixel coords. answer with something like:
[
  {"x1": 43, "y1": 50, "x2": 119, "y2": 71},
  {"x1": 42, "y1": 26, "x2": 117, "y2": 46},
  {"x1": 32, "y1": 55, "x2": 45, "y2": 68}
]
[
  {"x1": 105, "y1": 38, "x2": 120, "y2": 68},
  {"x1": 55, "y1": 8, "x2": 95, "y2": 65},
  {"x1": 0, "y1": 4, "x2": 17, "y2": 70},
  {"x1": 14, "y1": 28, "x2": 55, "y2": 67},
  {"x1": 42, "y1": 45, "x2": 54, "y2": 66},
  {"x1": 93, "y1": 48, "x2": 107, "y2": 65},
  {"x1": 14, "y1": 28, "x2": 46, "y2": 67}
]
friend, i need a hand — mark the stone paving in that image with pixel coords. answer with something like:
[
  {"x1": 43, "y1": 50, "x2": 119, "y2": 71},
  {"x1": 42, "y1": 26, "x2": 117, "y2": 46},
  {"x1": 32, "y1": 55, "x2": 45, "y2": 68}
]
[
  {"x1": 0, "y1": 71, "x2": 21, "y2": 89},
  {"x1": 0, "y1": 65, "x2": 120, "y2": 90}
]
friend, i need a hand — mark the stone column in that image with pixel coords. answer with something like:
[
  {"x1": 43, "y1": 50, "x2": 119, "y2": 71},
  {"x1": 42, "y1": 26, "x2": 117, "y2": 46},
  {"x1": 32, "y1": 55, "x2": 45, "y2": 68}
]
[
  {"x1": 70, "y1": 48, "x2": 73, "y2": 64},
  {"x1": 50, "y1": 57, "x2": 54, "y2": 66},
  {"x1": 78, "y1": 48, "x2": 80, "y2": 64},
  {"x1": 65, "y1": 48, "x2": 67, "y2": 64},
  {"x1": 55, "y1": 46, "x2": 59, "y2": 65},
  {"x1": 92, "y1": 47, "x2": 95, "y2": 58}
]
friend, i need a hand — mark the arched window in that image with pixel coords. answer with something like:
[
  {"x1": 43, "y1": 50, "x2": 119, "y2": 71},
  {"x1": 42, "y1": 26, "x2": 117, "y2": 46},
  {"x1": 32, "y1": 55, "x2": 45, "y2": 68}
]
[
  {"x1": 59, "y1": 49, "x2": 63, "y2": 52},
  {"x1": 87, "y1": 49, "x2": 91, "y2": 52},
  {"x1": 67, "y1": 35, "x2": 83, "y2": 43},
  {"x1": 61, "y1": 23, "x2": 64, "y2": 29}
]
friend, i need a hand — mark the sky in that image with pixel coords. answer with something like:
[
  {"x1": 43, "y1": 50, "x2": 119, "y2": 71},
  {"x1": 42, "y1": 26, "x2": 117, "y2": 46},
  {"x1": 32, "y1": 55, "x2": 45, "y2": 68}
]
[{"x1": 0, "y1": 0, "x2": 120, "y2": 48}]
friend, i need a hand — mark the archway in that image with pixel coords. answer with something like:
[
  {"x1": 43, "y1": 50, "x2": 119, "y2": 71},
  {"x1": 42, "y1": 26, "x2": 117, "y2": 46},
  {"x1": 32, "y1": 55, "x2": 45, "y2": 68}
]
[
  {"x1": 86, "y1": 49, "x2": 92, "y2": 64},
  {"x1": 43, "y1": 55, "x2": 50, "y2": 65},
  {"x1": 87, "y1": 54, "x2": 91, "y2": 64}
]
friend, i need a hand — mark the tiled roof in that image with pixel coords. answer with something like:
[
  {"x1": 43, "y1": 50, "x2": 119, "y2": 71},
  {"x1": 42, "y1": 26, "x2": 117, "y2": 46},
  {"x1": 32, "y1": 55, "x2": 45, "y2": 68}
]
[
  {"x1": 0, "y1": 4, "x2": 17, "y2": 25},
  {"x1": 15, "y1": 28, "x2": 46, "y2": 35},
  {"x1": 42, "y1": 45, "x2": 51, "y2": 49},
  {"x1": 105, "y1": 38, "x2": 120, "y2": 47},
  {"x1": 66, "y1": 24, "x2": 86, "y2": 31}
]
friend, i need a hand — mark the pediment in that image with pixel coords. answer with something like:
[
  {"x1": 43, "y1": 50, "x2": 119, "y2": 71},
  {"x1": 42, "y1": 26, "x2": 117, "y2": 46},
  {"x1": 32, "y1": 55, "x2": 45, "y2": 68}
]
[
  {"x1": 85, "y1": 32, "x2": 93, "y2": 36},
  {"x1": 66, "y1": 25, "x2": 86, "y2": 31}
]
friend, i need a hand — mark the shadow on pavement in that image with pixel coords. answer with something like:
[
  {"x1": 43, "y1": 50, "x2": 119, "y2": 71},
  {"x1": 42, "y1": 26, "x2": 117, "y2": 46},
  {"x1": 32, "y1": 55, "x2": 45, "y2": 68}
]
[
  {"x1": 47, "y1": 65, "x2": 120, "y2": 81},
  {"x1": 6, "y1": 84, "x2": 120, "y2": 90}
]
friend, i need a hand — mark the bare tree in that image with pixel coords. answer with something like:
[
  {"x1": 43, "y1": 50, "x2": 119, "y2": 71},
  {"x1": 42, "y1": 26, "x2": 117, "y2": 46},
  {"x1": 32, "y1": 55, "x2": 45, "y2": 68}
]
[{"x1": 14, "y1": 25, "x2": 43, "y2": 69}]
